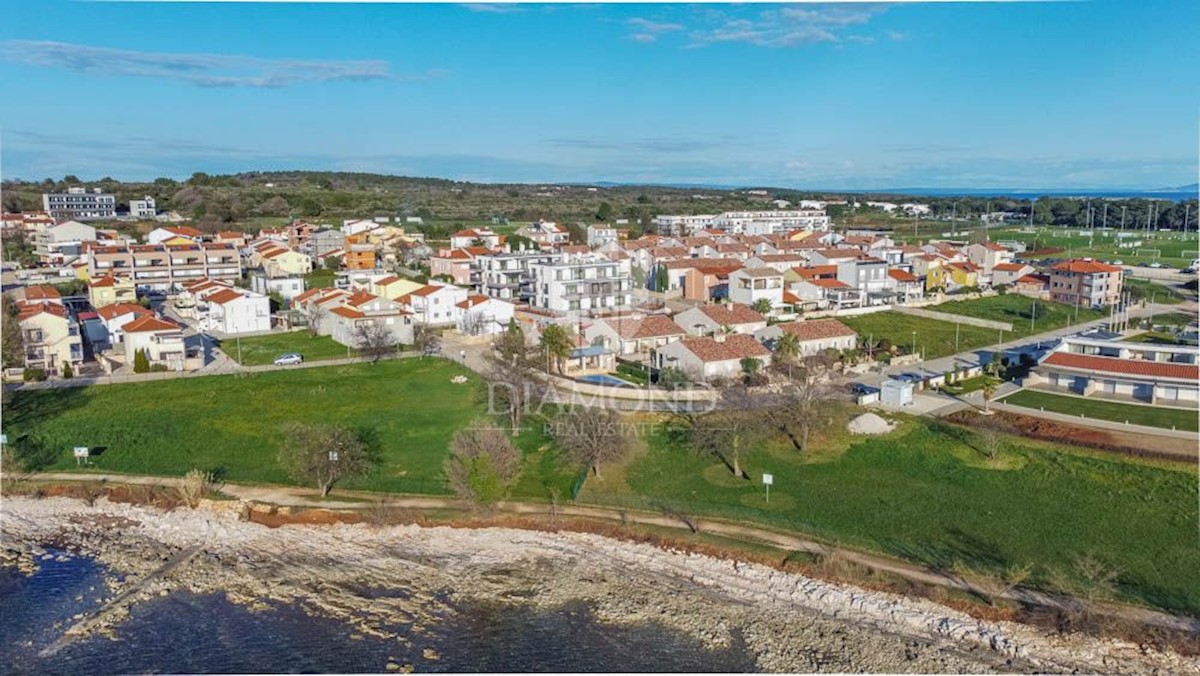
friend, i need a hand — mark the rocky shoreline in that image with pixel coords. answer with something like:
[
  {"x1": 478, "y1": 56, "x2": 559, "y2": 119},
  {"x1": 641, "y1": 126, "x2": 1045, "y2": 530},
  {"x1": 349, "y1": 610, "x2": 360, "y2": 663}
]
[{"x1": 3, "y1": 496, "x2": 1196, "y2": 674}]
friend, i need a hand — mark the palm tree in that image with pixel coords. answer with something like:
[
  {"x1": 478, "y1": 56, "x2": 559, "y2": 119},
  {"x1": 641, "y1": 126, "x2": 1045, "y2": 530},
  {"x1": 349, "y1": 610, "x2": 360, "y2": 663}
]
[
  {"x1": 981, "y1": 378, "x2": 999, "y2": 413},
  {"x1": 774, "y1": 332, "x2": 801, "y2": 365},
  {"x1": 539, "y1": 324, "x2": 573, "y2": 375},
  {"x1": 752, "y1": 298, "x2": 774, "y2": 315}
]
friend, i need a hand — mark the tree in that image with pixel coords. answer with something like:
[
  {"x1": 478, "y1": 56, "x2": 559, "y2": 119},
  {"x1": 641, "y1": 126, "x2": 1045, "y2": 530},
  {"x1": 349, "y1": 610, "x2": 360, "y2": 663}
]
[
  {"x1": 773, "y1": 332, "x2": 801, "y2": 367},
  {"x1": 322, "y1": 255, "x2": 341, "y2": 271},
  {"x1": 656, "y1": 365, "x2": 688, "y2": 390},
  {"x1": 494, "y1": 319, "x2": 526, "y2": 363},
  {"x1": 752, "y1": 298, "x2": 774, "y2": 315},
  {"x1": 690, "y1": 390, "x2": 770, "y2": 479},
  {"x1": 306, "y1": 303, "x2": 328, "y2": 338},
  {"x1": 760, "y1": 357, "x2": 840, "y2": 453},
  {"x1": 61, "y1": 362, "x2": 74, "y2": 379},
  {"x1": 549, "y1": 407, "x2": 631, "y2": 479},
  {"x1": 596, "y1": 201, "x2": 614, "y2": 222},
  {"x1": 278, "y1": 423, "x2": 372, "y2": 497},
  {"x1": 981, "y1": 378, "x2": 999, "y2": 413},
  {"x1": 539, "y1": 323, "x2": 573, "y2": 374},
  {"x1": 262, "y1": 195, "x2": 290, "y2": 217},
  {"x1": 484, "y1": 349, "x2": 546, "y2": 436},
  {"x1": 352, "y1": 320, "x2": 397, "y2": 363},
  {"x1": 1, "y1": 295, "x2": 24, "y2": 369},
  {"x1": 133, "y1": 349, "x2": 151, "y2": 373},
  {"x1": 444, "y1": 424, "x2": 521, "y2": 506},
  {"x1": 412, "y1": 323, "x2": 438, "y2": 356}
]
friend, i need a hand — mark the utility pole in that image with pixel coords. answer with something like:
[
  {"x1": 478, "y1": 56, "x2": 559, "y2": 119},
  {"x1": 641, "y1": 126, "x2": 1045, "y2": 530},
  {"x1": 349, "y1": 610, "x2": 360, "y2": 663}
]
[
  {"x1": 1102, "y1": 202, "x2": 1108, "y2": 229},
  {"x1": 1120, "y1": 205, "x2": 1126, "y2": 231},
  {"x1": 1029, "y1": 299, "x2": 1037, "y2": 333}
]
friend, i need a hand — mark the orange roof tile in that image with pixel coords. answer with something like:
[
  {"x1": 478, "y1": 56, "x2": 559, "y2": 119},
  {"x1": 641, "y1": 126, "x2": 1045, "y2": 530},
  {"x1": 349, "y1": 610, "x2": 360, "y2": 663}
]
[
  {"x1": 122, "y1": 315, "x2": 179, "y2": 333},
  {"x1": 776, "y1": 318, "x2": 858, "y2": 342},
  {"x1": 1043, "y1": 352, "x2": 1199, "y2": 382}
]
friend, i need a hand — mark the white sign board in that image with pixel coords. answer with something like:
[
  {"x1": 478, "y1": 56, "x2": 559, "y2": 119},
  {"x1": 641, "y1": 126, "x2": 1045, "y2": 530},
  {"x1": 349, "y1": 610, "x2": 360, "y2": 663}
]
[
  {"x1": 762, "y1": 473, "x2": 774, "y2": 486},
  {"x1": 0, "y1": 433, "x2": 7, "y2": 445},
  {"x1": 73, "y1": 447, "x2": 89, "y2": 458}
]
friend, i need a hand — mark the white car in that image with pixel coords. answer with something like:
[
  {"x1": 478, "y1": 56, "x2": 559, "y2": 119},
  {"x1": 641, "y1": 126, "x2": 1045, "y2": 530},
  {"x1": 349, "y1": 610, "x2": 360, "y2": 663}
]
[{"x1": 273, "y1": 353, "x2": 303, "y2": 366}]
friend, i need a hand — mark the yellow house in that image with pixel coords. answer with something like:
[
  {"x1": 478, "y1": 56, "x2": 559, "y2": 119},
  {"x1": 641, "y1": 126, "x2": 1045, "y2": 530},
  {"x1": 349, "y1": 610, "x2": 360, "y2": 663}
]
[
  {"x1": 89, "y1": 274, "x2": 137, "y2": 307},
  {"x1": 926, "y1": 262, "x2": 979, "y2": 291},
  {"x1": 17, "y1": 301, "x2": 83, "y2": 376},
  {"x1": 369, "y1": 275, "x2": 424, "y2": 300},
  {"x1": 254, "y1": 245, "x2": 313, "y2": 277}
]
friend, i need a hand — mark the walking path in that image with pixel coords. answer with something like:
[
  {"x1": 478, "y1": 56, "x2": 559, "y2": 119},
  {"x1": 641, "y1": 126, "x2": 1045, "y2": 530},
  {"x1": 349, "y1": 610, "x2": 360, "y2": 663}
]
[{"x1": 27, "y1": 471, "x2": 1200, "y2": 635}]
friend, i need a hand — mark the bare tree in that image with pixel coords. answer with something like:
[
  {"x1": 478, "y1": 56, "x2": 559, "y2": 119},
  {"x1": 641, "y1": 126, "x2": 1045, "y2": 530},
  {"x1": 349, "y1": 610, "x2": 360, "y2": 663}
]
[
  {"x1": 977, "y1": 429, "x2": 1003, "y2": 460},
  {"x1": 412, "y1": 323, "x2": 438, "y2": 356},
  {"x1": 764, "y1": 356, "x2": 841, "y2": 453},
  {"x1": 444, "y1": 424, "x2": 522, "y2": 506},
  {"x1": 352, "y1": 320, "x2": 397, "y2": 363},
  {"x1": 305, "y1": 303, "x2": 328, "y2": 338},
  {"x1": 549, "y1": 407, "x2": 631, "y2": 479},
  {"x1": 460, "y1": 310, "x2": 486, "y2": 337},
  {"x1": 485, "y1": 350, "x2": 547, "y2": 437},
  {"x1": 278, "y1": 423, "x2": 373, "y2": 497}
]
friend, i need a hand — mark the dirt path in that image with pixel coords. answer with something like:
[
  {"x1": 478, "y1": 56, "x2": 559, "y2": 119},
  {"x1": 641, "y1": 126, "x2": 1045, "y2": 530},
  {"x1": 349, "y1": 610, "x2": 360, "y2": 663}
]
[{"x1": 27, "y1": 471, "x2": 1200, "y2": 635}]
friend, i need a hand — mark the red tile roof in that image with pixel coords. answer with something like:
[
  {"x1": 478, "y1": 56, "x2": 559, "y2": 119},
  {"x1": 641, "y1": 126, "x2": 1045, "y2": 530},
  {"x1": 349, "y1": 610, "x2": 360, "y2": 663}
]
[
  {"x1": 24, "y1": 285, "x2": 61, "y2": 301},
  {"x1": 677, "y1": 334, "x2": 771, "y2": 363},
  {"x1": 992, "y1": 262, "x2": 1029, "y2": 272},
  {"x1": 89, "y1": 275, "x2": 117, "y2": 288},
  {"x1": 122, "y1": 315, "x2": 180, "y2": 334},
  {"x1": 691, "y1": 303, "x2": 766, "y2": 326},
  {"x1": 1053, "y1": 259, "x2": 1122, "y2": 274},
  {"x1": 775, "y1": 318, "x2": 858, "y2": 342},
  {"x1": 792, "y1": 265, "x2": 838, "y2": 279},
  {"x1": 96, "y1": 303, "x2": 153, "y2": 321},
  {"x1": 1042, "y1": 352, "x2": 1199, "y2": 382},
  {"x1": 808, "y1": 278, "x2": 851, "y2": 289},
  {"x1": 17, "y1": 301, "x2": 67, "y2": 321},
  {"x1": 601, "y1": 314, "x2": 686, "y2": 340},
  {"x1": 887, "y1": 268, "x2": 919, "y2": 283},
  {"x1": 205, "y1": 289, "x2": 244, "y2": 305},
  {"x1": 330, "y1": 306, "x2": 366, "y2": 319}
]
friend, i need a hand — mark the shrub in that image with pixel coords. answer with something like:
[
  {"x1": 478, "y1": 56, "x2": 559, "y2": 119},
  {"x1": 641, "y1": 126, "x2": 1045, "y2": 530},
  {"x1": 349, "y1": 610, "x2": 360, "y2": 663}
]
[
  {"x1": 178, "y1": 468, "x2": 215, "y2": 508},
  {"x1": 22, "y1": 368, "x2": 47, "y2": 382},
  {"x1": 61, "y1": 362, "x2": 74, "y2": 379},
  {"x1": 133, "y1": 349, "x2": 151, "y2": 373}
]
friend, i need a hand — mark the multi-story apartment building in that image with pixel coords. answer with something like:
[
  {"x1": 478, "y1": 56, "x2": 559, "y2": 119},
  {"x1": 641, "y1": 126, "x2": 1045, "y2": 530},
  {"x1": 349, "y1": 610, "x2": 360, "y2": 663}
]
[
  {"x1": 586, "y1": 224, "x2": 619, "y2": 247},
  {"x1": 653, "y1": 214, "x2": 716, "y2": 236},
  {"x1": 1049, "y1": 259, "x2": 1123, "y2": 307},
  {"x1": 303, "y1": 228, "x2": 346, "y2": 260},
  {"x1": 654, "y1": 211, "x2": 830, "y2": 236},
  {"x1": 529, "y1": 256, "x2": 632, "y2": 316},
  {"x1": 43, "y1": 187, "x2": 117, "y2": 221},
  {"x1": 87, "y1": 243, "x2": 242, "y2": 291},
  {"x1": 477, "y1": 250, "x2": 563, "y2": 304}
]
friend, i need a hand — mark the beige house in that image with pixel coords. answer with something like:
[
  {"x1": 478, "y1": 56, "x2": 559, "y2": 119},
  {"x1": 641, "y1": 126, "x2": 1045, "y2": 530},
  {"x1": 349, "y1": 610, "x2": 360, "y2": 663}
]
[
  {"x1": 252, "y1": 241, "x2": 314, "y2": 277},
  {"x1": 582, "y1": 314, "x2": 686, "y2": 357},
  {"x1": 673, "y1": 303, "x2": 767, "y2": 336},
  {"x1": 88, "y1": 274, "x2": 137, "y2": 308},
  {"x1": 17, "y1": 300, "x2": 83, "y2": 376},
  {"x1": 653, "y1": 334, "x2": 772, "y2": 381},
  {"x1": 754, "y1": 318, "x2": 858, "y2": 357},
  {"x1": 1050, "y1": 259, "x2": 1123, "y2": 307}
]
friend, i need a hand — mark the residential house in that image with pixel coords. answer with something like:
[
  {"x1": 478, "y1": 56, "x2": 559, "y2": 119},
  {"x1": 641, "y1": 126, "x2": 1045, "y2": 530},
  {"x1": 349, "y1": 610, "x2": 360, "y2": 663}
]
[
  {"x1": 147, "y1": 226, "x2": 203, "y2": 245},
  {"x1": 17, "y1": 300, "x2": 82, "y2": 375},
  {"x1": 34, "y1": 220, "x2": 96, "y2": 265},
  {"x1": 343, "y1": 232, "x2": 377, "y2": 271},
  {"x1": 582, "y1": 314, "x2": 686, "y2": 358},
  {"x1": 477, "y1": 250, "x2": 562, "y2": 303},
  {"x1": 728, "y1": 267, "x2": 784, "y2": 310},
  {"x1": 95, "y1": 303, "x2": 155, "y2": 343},
  {"x1": 398, "y1": 283, "x2": 469, "y2": 327},
  {"x1": 248, "y1": 270, "x2": 305, "y2": 304},
  {"x1": 927, "y1": 261, "x2": 979, "y2": 292},
  {"x1": 990, "y1": 262, "x2": 1036, "y2": 287},
  {"x1": 252, "y1": 241, "x2": 313, "y2": 277},
  {"x1": 1049, "y1": 259, "x2": 1123, "y2": 307},
  {"x1": 965, "y1": 242, "x2": 1014, "y2": 277},
  {"x1": 655, "y1": 258, "x2": 744, "y2": 300},
  {"x1": 1012, "y1": 273, "x2": 1051, "y2": 299},
  {"x1": 365, "y1": 274, "x2": 425, "y2": 301},
  {"x1": 886, "y1": 268, "x2": 923, "y2": 303},
  {"x1": 328, "y1": 292, "x2": 414, "y2": 347},
  {"x1": 673, "y1": 303, "x2": 767, "y2": 336},
  {"x1": 122, "y1": 315, "x2": 187, "y2": 370},
  {"x1": 88, "y1": 274, "x2": 136, "y2": 307},
  {"x1": 755, "y1": 319, "x2": 858, "y2": 357},
  {"x1": 201, "y1": 287, "x2": 272, "y2": 335},
  {"x1": 430, "y1": 247, "x2": 491, "y2": 286},
  {"x1": 341, "y1": 219, "x2": 380, "y2": 237},
  {"x1": 586, "y1": 224, "x2": 618, "y2": 248},
  {"x1": 304, "y1": 228, "x2": 346, "y2": 261},
  {"x1": 745, "y1": 253, "x2": 805, "y2": 273},
  {"x1": 836, "y1": 257, "x2": 891, "y2": 305},
  {"x1": 450, "y1": 228, "x2": 504, "y2": 249},
  {"x1": 515, "y1": 220, "x2": 570, "y2": 247},
  {"x1": 456, "y1": 294, "x2": 517, "y2": 336},
  {"x1": 653, "y1": 334, "x2": 772, "y2": 381},
  {"x1": 1028, "y1": 336, "x2": 1198, "y2": 404}
]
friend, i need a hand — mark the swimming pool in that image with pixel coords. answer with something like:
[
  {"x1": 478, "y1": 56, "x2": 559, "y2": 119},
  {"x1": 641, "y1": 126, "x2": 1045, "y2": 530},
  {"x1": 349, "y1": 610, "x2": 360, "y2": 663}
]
[{"x1": 578, "y1": 374, "x2": 636, "y2": 387}]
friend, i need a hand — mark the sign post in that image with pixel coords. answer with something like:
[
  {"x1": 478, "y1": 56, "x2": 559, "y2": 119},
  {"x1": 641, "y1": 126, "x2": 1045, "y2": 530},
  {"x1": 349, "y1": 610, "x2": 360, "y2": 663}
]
[
  {"x1": 762, "y1": 473, "x2": 774, "y2": 504},
  {"x1": 73, "y1": 447, "x2": 90, "y2": 466}
]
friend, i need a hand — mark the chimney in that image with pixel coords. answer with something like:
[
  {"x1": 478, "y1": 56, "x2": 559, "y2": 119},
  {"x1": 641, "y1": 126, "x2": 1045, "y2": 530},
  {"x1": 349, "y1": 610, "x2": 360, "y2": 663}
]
[{"x1": 713, "y1": 333, "x2": 727, "y2": 343}]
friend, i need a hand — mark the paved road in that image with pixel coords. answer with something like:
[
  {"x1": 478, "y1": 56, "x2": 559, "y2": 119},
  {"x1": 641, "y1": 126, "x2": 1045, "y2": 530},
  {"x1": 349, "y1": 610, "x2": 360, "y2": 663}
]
[{"x1": 27, "y1": 471, "x2": 1200, "y2": 634}]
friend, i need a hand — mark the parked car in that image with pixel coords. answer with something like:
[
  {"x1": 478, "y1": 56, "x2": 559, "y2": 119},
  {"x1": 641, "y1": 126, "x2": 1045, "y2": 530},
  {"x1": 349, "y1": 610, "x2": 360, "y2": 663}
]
[
  {"x1": 273, "y1": 353, "x2": 303, "y2": 366},
  {"x1": 1149, "y1": 262, "x2": 1164, "y2": 268}
]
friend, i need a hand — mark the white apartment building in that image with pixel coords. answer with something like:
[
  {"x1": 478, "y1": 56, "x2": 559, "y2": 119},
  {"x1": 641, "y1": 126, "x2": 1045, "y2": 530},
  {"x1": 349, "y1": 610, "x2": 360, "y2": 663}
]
[
  {"x1": 728, "y1": 267, "x2": 784, "y2": 309},
  {"x1": 34, "y1": 220, "x2": 96, "y2": 265},
  {"x1": 200, "y1": 287, "x2": 272, "y2": 335},
  {"x1": 530, "y1": 256, "x2": 632, "y2": 316},
  {"x1": 653, "y1": 214, "x2": 716, "y2": 236},
  {"x1": 477, "y1": 250, "x2": 563, "y2": 303},
  {"x1": 654, "y1": 210, "x2": 829, "y2": 236},
  {"x1": 586, "y1": 224, "x2": 619, "y2": 248},
  {"x1": 43, "y1": 187, "x2": 117, "y2": 221},
  {"x1": 129, "y1": 196, "x2": 157, "y2": 218}
]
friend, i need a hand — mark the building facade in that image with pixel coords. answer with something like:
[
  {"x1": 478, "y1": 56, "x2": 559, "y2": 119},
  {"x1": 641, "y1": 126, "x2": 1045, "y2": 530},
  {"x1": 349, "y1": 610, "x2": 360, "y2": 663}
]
[{"x1": 43, "y1": 187, "x2": 117, "y2": 221}]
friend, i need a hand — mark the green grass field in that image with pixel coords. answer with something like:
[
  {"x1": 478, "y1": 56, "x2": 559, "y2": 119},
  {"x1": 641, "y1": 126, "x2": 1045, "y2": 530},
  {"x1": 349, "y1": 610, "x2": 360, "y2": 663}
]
[
  {"x1": 304, "y1": 268, "x2": 337, "y2": 289},
  {"x1": 992, "y1": 226, "x2": 1200, "y2": 269},
  {"x1": 1124, "y1": 277, "x2": 1186, "y2": 305},
  {"x1": 2, "y1": 359, "x2": 575, "y2": 497},
  {"x1": 842, "y1": 296, "x2": 1109, "y2": 360},
  {"x1": 932, "y1": 295, "x2": 1108, "y2": 338},
  {"x1": 1001, "y1": 389, "x2": 1199, "y2": 431},
  {"x1": 583, "y1": 417, "x2": 1200, "y2": 614},
  {"x1": 217, "y1": 332, "x2": 352, "y2": 366}
]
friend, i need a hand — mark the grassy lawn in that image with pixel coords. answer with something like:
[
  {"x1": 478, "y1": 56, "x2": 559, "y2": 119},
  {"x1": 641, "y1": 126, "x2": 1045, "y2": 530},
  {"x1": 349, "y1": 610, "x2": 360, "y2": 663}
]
[
  {"x1": 1125, "y1": 277, "x2": 1186, "y2": 305},
  {"x1": 583, "y1": 416, "x2": 1200, "y2": 615},
  {"x1": 2, "y1": 359, "x2": 576, "y2": 498},
  {"x1": 304, "y1": 268, "x2": 337, "y2": 289},
  {"x1": 218, "y1": 331, "x2": 351, "y2": 366},
  {"x1": 941, "y1": 374, "x2": 998, "y2": 396},
  {"x1": 842, "y1": 312, "x2": 1003, "y2": 360},
  {"x1": 932, "y1": 294, "x2": 1108, "y2": 339},
  {"x1": 992, "y1": 226, "x2": 1200, "y2": 269},
  {"x1": 1002, "y1": 389, "x2": 1199, "y2": 431}
]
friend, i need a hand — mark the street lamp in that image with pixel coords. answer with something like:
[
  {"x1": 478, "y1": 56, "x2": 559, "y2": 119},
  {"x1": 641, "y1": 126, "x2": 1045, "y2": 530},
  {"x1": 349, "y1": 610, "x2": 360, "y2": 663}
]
[{"x1": 911, "y1": 330, "x2": 917, "y2": 357}]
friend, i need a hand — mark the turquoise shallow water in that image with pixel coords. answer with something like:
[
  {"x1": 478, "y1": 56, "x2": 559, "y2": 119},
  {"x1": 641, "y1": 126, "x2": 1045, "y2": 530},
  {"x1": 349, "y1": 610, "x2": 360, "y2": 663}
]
[{"x1": 0, "y1": 551, "x2": 758, "y2": 674}]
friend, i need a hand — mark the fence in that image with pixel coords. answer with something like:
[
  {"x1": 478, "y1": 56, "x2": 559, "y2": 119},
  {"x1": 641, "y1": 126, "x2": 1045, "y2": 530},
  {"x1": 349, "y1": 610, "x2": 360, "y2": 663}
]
[{"x1": 894, "y1": 306, "x2": 1013, "y2": 331}]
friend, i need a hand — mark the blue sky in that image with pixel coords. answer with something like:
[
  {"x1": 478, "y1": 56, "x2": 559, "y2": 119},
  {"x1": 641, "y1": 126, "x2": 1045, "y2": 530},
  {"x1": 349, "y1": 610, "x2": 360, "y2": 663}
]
[{"x1": 1, "y1": 1, "x2": 1196, "y2": 189}]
